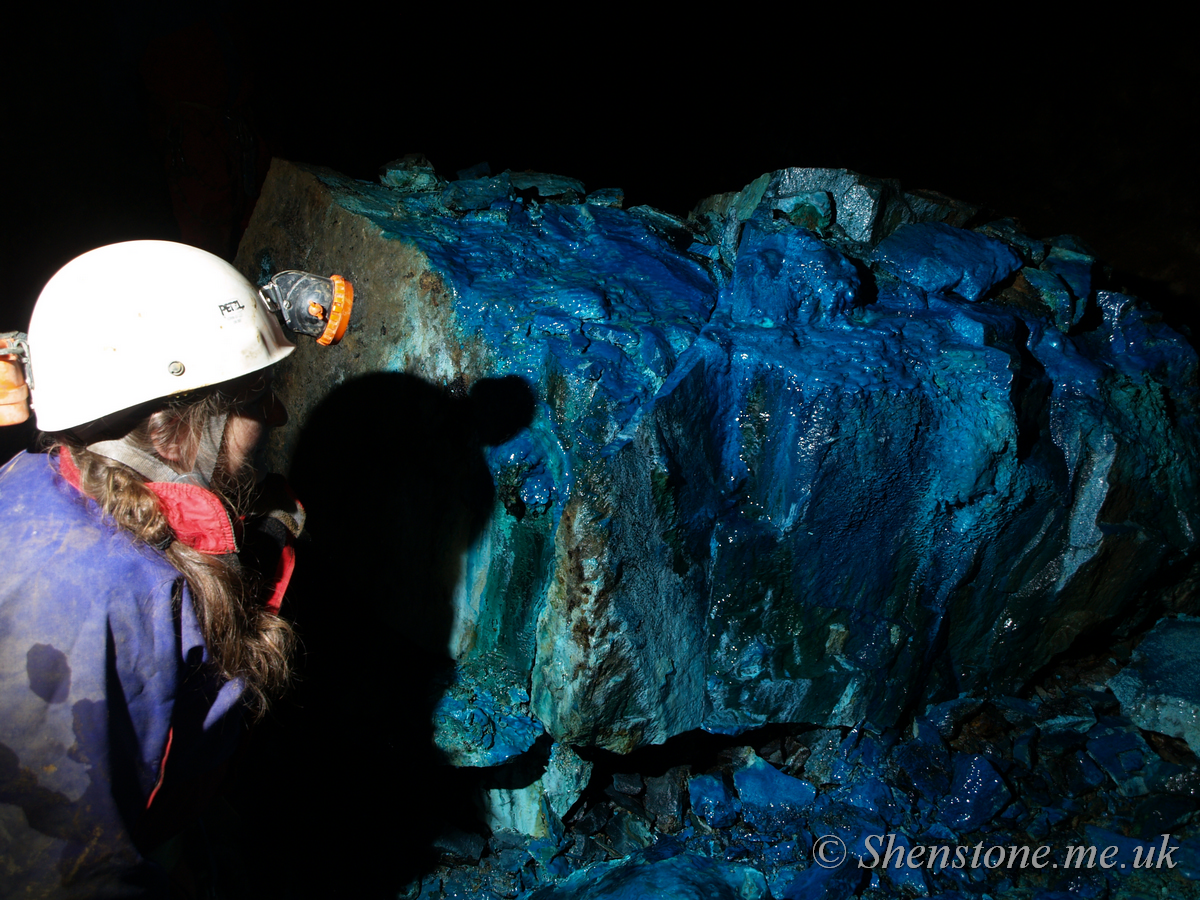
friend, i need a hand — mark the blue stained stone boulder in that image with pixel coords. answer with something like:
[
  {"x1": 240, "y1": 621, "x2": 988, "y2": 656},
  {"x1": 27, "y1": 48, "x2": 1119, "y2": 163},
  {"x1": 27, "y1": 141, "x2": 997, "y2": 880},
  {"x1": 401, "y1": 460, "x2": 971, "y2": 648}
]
[{"x1": 238, "y1": 159, "x2": 1200, "y2": 760}]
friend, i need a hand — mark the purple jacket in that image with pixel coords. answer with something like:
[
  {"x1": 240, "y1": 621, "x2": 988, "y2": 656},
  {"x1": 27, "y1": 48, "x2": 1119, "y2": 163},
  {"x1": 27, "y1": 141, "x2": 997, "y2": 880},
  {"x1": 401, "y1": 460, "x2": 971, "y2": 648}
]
[{"x1": 0, "y1": 451, "x2": 247, "y2": 897}]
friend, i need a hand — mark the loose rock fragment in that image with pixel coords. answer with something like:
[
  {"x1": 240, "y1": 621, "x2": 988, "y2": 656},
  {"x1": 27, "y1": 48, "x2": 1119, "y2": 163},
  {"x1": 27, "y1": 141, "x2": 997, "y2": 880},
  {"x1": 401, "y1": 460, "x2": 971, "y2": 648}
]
[{"x1": 1109, "y1": 616, "x2": 1200, "y2": 755}]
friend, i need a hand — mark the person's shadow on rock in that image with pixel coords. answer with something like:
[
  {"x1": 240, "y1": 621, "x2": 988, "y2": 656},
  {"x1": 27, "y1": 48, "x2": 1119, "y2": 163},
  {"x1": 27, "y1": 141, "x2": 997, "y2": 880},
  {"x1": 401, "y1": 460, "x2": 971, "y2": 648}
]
[{"x1": 234, "y1": 371, "x2": 535, "y2": 898}]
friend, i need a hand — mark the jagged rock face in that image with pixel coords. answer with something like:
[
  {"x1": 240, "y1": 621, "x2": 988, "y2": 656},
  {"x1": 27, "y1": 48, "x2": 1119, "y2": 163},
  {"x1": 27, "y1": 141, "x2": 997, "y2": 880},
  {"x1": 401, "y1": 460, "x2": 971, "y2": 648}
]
[{"x1": 236, "y1": 159, "x2": 1199, "y2": 756}]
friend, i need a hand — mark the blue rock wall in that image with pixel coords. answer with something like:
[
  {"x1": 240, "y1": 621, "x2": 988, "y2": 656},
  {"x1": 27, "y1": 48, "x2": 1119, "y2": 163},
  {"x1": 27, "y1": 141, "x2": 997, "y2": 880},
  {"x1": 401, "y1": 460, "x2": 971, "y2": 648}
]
[{"x1": 236, "y1": 158, "x2": 1199, "y2": 759}]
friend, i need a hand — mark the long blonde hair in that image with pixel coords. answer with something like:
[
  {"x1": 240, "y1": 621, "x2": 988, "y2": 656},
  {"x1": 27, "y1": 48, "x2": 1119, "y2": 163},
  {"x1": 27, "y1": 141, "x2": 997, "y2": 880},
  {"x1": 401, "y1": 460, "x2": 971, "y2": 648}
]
[{"x1": 53, "y1": 391, "x2": 294, "y2": 716}]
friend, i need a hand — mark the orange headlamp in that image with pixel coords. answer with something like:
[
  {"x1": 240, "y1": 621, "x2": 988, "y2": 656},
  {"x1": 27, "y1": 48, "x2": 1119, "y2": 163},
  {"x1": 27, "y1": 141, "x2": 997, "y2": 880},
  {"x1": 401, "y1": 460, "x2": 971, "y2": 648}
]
[
  {"x1": 0, "y1": 333, "x2": 30, "y2": 426},
  {"x1": 259, "y1": 271, "x2": 354, "y2": 347}
]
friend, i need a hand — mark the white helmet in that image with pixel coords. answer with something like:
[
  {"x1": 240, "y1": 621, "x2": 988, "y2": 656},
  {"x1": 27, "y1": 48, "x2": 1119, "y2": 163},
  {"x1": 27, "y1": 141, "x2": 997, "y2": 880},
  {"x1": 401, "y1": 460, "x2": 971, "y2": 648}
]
[{"x1": 28, "y1": 241, "x2": 295, "y2": 432}]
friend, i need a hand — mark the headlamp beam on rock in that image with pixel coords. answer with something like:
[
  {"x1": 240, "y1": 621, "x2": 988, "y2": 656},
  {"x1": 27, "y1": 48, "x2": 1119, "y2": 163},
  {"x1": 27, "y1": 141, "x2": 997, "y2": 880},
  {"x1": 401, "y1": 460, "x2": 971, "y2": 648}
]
[{"x1": 258, "y1": 271, "x2": 354, "y2": 346}]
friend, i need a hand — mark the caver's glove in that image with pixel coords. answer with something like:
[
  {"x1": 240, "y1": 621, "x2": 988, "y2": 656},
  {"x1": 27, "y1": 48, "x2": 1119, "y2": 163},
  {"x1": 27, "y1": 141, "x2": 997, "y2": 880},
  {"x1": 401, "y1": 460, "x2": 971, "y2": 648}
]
[{"x1": 239, "y1": 473, "x2": 305, "y2": 613}]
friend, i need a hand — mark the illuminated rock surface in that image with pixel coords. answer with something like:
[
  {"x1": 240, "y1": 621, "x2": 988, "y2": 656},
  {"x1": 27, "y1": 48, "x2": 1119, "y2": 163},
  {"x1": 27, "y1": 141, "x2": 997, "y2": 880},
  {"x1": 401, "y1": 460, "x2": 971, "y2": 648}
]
[
  {"x1": 238, "y1": 157, "x2": 1199, "y2": 756},
  {"x1": 234, "y1": 157, "x2": 1200, "y2": 899}
]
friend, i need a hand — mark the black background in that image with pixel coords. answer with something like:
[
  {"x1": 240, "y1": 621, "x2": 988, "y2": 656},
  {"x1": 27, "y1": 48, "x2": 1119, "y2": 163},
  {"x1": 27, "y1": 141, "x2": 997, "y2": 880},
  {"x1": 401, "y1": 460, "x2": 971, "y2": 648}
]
[{"x1": 8, "y1": 7, "x2": 1197, "y2": 332}]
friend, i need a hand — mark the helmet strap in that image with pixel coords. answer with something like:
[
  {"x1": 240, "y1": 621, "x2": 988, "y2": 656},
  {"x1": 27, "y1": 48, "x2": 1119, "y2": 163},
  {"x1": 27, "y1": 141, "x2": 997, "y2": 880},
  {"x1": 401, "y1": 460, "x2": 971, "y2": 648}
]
[{"x1": 88, "y1": 411, "x2": 230, "y2": 489}]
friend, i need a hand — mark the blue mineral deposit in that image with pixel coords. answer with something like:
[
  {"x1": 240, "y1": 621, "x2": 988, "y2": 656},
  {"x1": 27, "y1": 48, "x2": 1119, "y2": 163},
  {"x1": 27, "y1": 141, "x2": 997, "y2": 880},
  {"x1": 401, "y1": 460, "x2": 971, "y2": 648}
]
[
  {"x1": 1086, "y1": 720, "x2": 1150, "y2": 794},
  {"x1": 937, "y1": 755, "x2": 1011, "y2": 832},
  {"x1": 232, "y1": 152, "x2": 1200, "y2": 900},
  {"x1": 522, "y1": 846, "x2": 768, "y2": 900},
  {"x1": 687, "y1": 772, "x2": 741, "y2": 829},
  {"x1": 839, "y1": 777, "x2": 903, "y2": 826},
  {"x1": 722, "y1": 219, "x2": 861, "y2": 325},
  {"x1": 432, "y1": 682, "x2": 544, "y2": 766},
  {"x1": 872, "y1": 221, "x2": 1022, "y2": 301},
  {"x1": 770, "y1": 860, "x2": 862, "y2": 900},
  {"x1": 731, "y1": 751, "x2": 816, "y2": 833}
]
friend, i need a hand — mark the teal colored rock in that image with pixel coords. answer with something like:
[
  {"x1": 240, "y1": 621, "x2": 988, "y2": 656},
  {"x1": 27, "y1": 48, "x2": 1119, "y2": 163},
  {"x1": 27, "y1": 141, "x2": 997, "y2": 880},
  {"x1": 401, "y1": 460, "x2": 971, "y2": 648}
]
[
  {"x1": 237, "y1": 158, "x2": 1200, "y2": 760},
  {"x1": 521, "y1": 847, "x2": 768, "y2": 900},
  {"x1": 1022, "y1": 267, "x2": 1078, "y2": 331},
  {"x1": 1109, "y1": 616, "x2": 1200, "y2": 755},
  {"x1": 432, "y1": 672, "x2": 543, "y2": 766},
  {"x1": 380, "y1": 154, "x2": 442, "y2": 192},
  {"x1": 1043, "y1": 242, "x2": 1094, "y2": 302}
]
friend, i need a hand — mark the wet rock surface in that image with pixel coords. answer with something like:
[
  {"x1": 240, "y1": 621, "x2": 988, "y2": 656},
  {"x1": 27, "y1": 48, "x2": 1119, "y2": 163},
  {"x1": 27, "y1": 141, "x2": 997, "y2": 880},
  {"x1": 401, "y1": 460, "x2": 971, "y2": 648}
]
[
  {"x1": 398, "y1": 646, "x2": 1199, "y2": 899},
  {"x1": 232, "y1": 157, "x2": 1200, "y2": 896},
  {"x1": 237, "y1": 157, "x2": 1199, "y2": 756}
]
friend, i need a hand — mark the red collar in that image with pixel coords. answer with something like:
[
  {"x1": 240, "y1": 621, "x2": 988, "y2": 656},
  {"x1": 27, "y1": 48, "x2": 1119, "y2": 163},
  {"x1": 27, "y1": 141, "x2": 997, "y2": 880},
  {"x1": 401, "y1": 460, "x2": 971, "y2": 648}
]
[{"x1": 58, "y1": 447, "x2": 238, "y2": 555}]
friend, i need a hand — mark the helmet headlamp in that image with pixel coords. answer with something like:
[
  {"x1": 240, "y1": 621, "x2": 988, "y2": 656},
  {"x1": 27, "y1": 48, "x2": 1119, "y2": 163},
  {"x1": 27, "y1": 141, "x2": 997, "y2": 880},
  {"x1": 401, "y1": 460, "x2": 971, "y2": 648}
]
[
  {"x1": 6, "y1": 242, "x2": 357, "y2": 433},
  {"x1": 258, "y1": 271, "x2": 354, "y2": 347}
]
